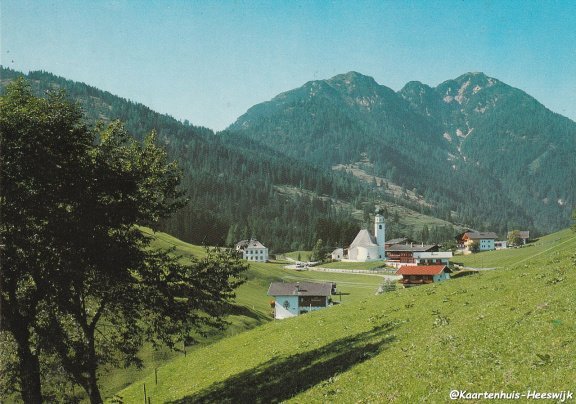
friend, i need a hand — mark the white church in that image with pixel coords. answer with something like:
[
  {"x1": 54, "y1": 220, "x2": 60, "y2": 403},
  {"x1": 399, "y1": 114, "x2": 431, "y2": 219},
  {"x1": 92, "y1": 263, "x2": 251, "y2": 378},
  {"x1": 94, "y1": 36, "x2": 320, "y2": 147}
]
[{"x1": 332, "y1": 213, "x2": 386, "y2": 262}]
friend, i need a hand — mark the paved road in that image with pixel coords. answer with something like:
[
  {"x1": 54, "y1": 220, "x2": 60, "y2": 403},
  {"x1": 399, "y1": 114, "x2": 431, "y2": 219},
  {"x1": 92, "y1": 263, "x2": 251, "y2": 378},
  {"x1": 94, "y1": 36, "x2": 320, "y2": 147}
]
[{"x1": 284, "y1": 263, "x2": 401, "y2": 281}]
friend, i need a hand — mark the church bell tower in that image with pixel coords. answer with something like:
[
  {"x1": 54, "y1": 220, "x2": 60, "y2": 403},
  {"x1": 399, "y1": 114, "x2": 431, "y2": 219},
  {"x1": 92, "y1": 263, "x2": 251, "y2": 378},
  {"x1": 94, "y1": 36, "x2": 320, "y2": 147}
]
[{"x1": 374, "y1": 213, "x2": 386, "y2": 259}]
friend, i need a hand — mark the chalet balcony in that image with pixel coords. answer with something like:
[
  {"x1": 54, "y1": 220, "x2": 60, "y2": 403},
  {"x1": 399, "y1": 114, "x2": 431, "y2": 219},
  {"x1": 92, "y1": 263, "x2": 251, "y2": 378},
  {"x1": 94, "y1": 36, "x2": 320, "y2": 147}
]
[{"x1": 400, "y1": 278, "x2": 433, "y2": 285}]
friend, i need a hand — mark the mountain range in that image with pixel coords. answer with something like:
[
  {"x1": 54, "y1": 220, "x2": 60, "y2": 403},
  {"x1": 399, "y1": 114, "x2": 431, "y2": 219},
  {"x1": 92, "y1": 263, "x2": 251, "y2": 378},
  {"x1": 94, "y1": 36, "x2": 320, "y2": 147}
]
[
  {"x1": 2, "y1": 67, "x2": 574, "y2": 248},
  {"x1": 228, "y1": 71, "x2": 576, "y2": 234}
]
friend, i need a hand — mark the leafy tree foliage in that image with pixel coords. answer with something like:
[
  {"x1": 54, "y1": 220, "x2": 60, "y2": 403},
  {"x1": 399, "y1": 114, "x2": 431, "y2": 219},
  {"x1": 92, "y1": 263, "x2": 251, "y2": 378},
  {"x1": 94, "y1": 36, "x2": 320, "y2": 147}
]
[
  {"x1": 508, "y1": 230, "x2": 523, "y2": 246},
  {"x1": 1, "y1": 78, "x2": 93, "y2": 402},
  {"x1": 469, "y1": 240, "x2": 480, "y2": 253},
  {"x1": 0, "y1": 78, "x2": 247, "y2": 403},
  {"x1": 310, "y1": 239, "x2": 326, "y2": 262}
]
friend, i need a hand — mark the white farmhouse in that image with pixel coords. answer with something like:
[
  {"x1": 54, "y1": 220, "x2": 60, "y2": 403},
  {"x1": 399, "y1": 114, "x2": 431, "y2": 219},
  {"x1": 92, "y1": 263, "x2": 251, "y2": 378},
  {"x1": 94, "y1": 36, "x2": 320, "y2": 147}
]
[{"x1": 236, "y1": 239, "x2": 269, "y2": 262}]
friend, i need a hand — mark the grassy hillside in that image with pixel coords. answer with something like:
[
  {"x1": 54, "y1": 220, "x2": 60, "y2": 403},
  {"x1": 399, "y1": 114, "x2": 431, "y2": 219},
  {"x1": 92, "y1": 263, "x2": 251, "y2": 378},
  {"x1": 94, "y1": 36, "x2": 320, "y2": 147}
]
[
  {"x1": 113, "y1": 229, "x2": 576, "y2": 402},
  {"x1": 97, "y1": 229, "x2": 383, "y2": 400},
  {"x1": 454, "y1": 229, "x2": 576, "y2": 268}
]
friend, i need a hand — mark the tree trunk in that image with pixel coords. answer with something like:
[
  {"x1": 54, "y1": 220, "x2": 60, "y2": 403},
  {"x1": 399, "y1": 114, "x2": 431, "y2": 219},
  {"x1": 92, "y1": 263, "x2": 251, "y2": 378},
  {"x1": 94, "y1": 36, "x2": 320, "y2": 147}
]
[
  {"x1": 13, "y1": 324, "x2": 43, "y2": 404},
  {"x1": 86, "y1": 372, "x2": 103, "y2": 404},
  {"x1": 75, "y1": 353, "x2": 103, "y2": 404},
  {"x1": 85, "y1": 327, "x2": 103, "y2": 404}
]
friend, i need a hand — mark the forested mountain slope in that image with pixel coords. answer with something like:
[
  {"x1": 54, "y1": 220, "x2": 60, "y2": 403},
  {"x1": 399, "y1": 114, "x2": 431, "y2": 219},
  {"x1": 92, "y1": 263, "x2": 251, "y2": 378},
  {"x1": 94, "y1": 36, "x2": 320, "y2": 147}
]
[
  {"x1": 229, "y1": 71, "x2": 576, "y2": 234},
  {"x1": 0, "y1": 68, "x2": 396, "y2": 252}
]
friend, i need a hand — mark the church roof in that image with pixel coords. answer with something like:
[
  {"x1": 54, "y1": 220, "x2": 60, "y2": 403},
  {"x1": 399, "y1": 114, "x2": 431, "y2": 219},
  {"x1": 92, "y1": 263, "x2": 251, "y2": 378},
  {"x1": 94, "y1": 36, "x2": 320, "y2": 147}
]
[{"x1": 349, "y1": 229, "x2": 378, "y2": 249}]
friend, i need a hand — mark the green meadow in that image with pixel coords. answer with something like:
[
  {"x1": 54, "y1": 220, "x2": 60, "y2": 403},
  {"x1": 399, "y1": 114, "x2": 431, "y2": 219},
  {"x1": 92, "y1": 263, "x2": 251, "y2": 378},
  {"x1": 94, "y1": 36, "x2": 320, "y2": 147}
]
[
  {"x1": 318, "y1": 260, "x2": 391, "y2": 271},
  {"x1": 281, "y1": 250, "x2": 312, "y2": 261},
  {"x1": 112, "y1": 229, "x2": 576, "y2": 402},
  {"x1": 98, "y1": 230, "x2": 383, "y2": 400}
]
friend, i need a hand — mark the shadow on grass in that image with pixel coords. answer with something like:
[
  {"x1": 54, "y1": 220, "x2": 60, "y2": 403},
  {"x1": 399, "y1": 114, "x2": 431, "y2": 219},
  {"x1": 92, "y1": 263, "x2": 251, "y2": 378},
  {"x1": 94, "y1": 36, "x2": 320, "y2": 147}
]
[
  {"x1": 167, "y1": 321, "x2": 397, "y2": 403},
  {"x1": 225, "y1": 303, "x2": 269, "y2": 321}
]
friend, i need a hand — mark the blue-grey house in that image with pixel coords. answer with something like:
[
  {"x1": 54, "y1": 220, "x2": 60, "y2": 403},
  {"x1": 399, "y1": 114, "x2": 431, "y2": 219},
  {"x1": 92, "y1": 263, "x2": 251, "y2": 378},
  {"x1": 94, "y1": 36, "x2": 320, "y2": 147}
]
[{"x1": 267, "y1": 281, "x2": 334, "y2": 319}]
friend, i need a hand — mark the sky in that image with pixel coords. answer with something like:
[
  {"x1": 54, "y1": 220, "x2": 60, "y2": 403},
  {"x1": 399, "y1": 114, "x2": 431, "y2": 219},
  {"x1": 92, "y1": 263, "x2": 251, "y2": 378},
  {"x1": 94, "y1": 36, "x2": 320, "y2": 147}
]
[{"x1": 2, "y1": 0, "x2": 576, "y2": 131}]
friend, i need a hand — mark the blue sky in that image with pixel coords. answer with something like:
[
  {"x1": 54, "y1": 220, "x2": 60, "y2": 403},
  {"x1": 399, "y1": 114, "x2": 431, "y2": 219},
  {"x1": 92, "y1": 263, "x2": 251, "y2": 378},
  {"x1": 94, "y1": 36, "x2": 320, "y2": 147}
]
[{"x1": 2, "y1": 0, "x2": 576, "y2": 130}]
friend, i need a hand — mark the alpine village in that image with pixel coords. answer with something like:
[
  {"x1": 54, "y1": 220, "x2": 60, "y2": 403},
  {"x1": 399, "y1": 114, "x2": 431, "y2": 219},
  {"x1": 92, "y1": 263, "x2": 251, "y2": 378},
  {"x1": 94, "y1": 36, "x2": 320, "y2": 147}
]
[{"x1": 2, "y1": 66, "x2": 576, "y2": 403}]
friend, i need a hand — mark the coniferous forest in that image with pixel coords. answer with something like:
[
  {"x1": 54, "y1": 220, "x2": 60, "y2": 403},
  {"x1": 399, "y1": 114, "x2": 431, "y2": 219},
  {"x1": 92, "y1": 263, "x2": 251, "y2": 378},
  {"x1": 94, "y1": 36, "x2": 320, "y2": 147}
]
[{"x1": 2, "y1": 67, "x2": 575, "y2": 252}]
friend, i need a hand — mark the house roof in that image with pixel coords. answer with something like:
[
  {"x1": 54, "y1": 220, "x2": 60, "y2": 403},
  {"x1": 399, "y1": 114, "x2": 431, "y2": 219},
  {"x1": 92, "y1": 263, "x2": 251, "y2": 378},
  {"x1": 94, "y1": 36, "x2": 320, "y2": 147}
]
[
  {"x1": 349, "y1": 229, "x2": 378, "y2": 248},
  {"x1": 413, "y1": 251, "x2": 453, "y2": 259},
  {"x1": 236, "y1": 238, "x2": 267, "y2": 250},
  {"x1": 387, "y1": 244, "x2": 437, "y2": 252},
  {"x1": 396, "y1": 265, "x2": 452, "y2": 276},
  {"x1": 267, "y1": 281, "x2": 333, "y2": 297},
  {"x1": 385, "y1": 237, "x2": 409, "y2": 245},
  {"x1": 464, "y1": 232, "x2": 497, "y2": 240}
]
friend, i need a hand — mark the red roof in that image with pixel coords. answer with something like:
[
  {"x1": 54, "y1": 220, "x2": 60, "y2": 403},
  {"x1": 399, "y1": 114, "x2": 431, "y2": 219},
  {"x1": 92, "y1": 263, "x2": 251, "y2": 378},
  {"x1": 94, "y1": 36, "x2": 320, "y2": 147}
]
[{"x1": 395, "y1": 265, "x2": 450, "y2": 276}]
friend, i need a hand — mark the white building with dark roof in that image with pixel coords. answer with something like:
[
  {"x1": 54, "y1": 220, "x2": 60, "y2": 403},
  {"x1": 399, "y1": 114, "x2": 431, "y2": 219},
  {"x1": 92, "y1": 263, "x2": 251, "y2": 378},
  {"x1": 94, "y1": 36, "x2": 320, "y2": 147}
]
[
  {"x1": 235, "y1": 239, "x2": 269, "y2": 262},
  {"x1": 267, "y1": 281, "x2": 334, "y2": 319}
]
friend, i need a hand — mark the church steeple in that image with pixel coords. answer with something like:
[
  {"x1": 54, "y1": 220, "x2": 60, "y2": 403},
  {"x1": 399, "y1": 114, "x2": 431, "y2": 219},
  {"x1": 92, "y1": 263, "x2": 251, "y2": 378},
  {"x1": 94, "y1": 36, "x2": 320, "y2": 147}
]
[{"x1": 374, "y1": 212, "x2": 386, "y2": 259}]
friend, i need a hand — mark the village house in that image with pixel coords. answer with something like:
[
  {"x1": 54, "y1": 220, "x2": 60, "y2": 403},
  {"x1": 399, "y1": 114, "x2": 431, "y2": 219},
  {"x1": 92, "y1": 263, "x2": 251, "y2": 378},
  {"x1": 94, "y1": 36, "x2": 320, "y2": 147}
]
[
  {"x1": 508, "y1": 230, "x2": 530, "y2": 245},
  {"x1": 267, "y1": 281, "x2": 335, "y2": 319},
  {"x1": 235, "y1": 238, "x2": 269, "y2": 262},
  {"x1": 455, "y1": 230, "x2": 473, "y2": 248},
  {"x1": 462, "y1": 231, "x2": 497, "y2": 252},
  {"x1": 396, "y1": 265, "x2": 452, "y2": 287},
  {"x1": 413, "y1": 251, "x2": 453, "y2": 265},
  {"x1": 386, "y1": 243, "x2": 439, "y2": 266},
  {"x1": 384, "y1": 237, "x2": 412, "y2": 249}
]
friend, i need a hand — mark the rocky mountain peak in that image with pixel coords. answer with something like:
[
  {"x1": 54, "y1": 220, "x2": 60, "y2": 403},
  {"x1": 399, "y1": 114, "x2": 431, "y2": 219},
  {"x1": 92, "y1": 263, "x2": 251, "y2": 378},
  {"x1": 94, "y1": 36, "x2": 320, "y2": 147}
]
[
  {"x1": 437, "y1": 72, "x2": 501, "y2": 105},
  {"x1": 328, "y1": 71, "x2": 378, "y2": 86}
]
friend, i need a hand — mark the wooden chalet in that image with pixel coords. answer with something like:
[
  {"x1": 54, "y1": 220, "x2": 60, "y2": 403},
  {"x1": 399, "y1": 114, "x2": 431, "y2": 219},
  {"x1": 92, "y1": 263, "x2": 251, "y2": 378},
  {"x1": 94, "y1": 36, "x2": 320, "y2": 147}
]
[
  {"x1": 396, "y1": 265, "x2": 452, "y2": 287},
  {"x1": 386, "y1": 243, "x2": 439, "y2": 264}
]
